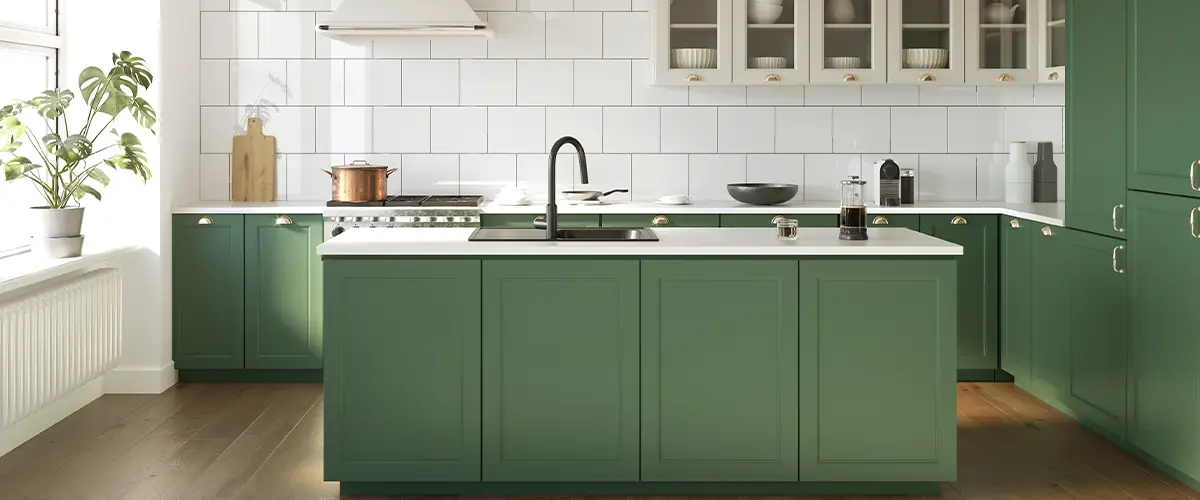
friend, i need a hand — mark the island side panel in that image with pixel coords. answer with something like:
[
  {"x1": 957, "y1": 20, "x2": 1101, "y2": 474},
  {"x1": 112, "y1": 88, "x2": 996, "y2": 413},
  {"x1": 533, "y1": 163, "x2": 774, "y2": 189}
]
[
  {"x1": 324, "y1": 259, "x2": 482, "y2": 482},
  {"x1": 482, "y1": 260, "x2": 640, "y2": 482},
  {"x1": 640, "y1": 259, "x2": 800, "y2": 482},
  {"x1": 798, "y1": 259, "x2": 958, "y2": 482}
]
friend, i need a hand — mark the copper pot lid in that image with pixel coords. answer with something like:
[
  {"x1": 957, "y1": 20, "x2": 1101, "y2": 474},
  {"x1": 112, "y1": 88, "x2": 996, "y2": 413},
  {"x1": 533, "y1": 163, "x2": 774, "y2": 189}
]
[{"x1": 332, "y1": 159, "x2": 389, "y2": 170}]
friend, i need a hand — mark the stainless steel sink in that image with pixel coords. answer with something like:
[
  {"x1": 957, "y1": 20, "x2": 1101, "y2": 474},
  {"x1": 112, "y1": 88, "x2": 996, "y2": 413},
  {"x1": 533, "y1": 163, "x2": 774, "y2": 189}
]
[{"x1": 469, "y1": 227, "x2": 659, "y2": 242}]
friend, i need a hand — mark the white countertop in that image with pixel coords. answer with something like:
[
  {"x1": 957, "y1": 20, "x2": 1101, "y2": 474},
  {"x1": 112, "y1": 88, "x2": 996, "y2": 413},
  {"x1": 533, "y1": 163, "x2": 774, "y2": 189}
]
[
  {"x1": 173, "y1": 200, "x2": 1065, "y2": 226},
  {"x1": 317, "y1": 227, "x2": 964, "y2": 257}
]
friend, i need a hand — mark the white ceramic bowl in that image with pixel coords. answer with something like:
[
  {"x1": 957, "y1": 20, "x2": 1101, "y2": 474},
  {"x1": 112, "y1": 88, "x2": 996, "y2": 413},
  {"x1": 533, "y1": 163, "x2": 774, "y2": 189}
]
[
  {"x1": 903, "y1": 48, "x2": 949, "y2": 69},
  {"x1": 657, "y1": 195, "x2": 692, "y2": 205},
  {"x1": 825, "y1": 56, "x2": 861, "y2": 69},
  {"x1": 672, "y1": 48, "x2": 717, "y2": 69},
  {"x1": 750, "y1": 56, "x2": 788, "y2": 69},
  {"x1": 748, "y1": 3, "x2": 784, "y2": 23}
]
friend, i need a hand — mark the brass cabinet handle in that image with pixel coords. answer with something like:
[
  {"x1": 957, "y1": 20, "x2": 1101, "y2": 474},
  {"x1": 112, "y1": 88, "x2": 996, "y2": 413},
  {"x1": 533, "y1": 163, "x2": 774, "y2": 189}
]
[
  {"x1": 198, "y1": 216, "x2": 214, "y2": 225},
  {"x1": 1049, "y1": 71, "x2": 1060, "y2": 81},
  {"x1": 686, "y1": 73, "x2": 701, "y2": 83},
  {"x1": 1112, "y1": 245, "x2": 1126, "y2": 274},
  {"x1": 534, "y1": 215, "x2": 546, "y2": 222},
  {"x1": 919, "y1": 74, "x2": 935, "y2": 82},
  {"x1": 1042, "y1": 226, "x2": 1054, "y2": 236},
  {"x1": 843, "y1": 74, "x2": 857, "y2": 82},
  {"x1": 1192, "y1": 207, "x2": 1200, "y2": 239},
  {"x1": 1010, "y1": 219, "x2": 1021, "y2": 229},
  {"x1": 951, "y1": 216, "x2": 968, "y2": 225},
  {"x1": 652, "y1": 215, "x2": 670, "y2": 226},
  {"x1": 764, "y1": 74, "x2": 780, "y2": 82},
  {"x1": 275, "y1": 215, "x2": 293, "y2": 226},
  {"x1": 1112, "y1": 204, "x2": 1126, "y2": 233},
  {"x1": 873, "y1": 216, "x2": 889, "y2": 225},
  {"x1": 997, "y1": 73, "x2": 1014, "y2": 82},
  {"x1": 771, "y1": 215, "x2": 786, "y2": 224},
  {"x1": 1191, "y1": 160, "x2": 1200, "y2": 192}
]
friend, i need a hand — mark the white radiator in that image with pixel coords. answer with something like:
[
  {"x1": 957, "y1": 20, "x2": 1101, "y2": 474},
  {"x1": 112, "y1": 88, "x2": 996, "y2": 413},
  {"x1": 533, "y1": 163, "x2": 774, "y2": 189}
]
[{"x1": 0, "y1": 269, "x2": 122, "y2": 430}]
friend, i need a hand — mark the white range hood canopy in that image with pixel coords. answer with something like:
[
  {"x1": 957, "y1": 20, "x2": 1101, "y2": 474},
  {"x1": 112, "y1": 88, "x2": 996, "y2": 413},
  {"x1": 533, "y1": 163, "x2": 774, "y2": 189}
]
[{"x1": 317, "y1": 0, "x2": 492, "y2": 37}]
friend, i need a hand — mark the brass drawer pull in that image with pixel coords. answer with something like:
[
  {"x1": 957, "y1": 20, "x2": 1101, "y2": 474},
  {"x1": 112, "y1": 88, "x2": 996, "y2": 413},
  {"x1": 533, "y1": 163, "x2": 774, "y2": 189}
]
[
  {"x1": 1112, "y1": 245, "x2": 1125, "y2": 274},
  {"x1": 686, "y1": 73, "x2": 701, "y2": 83},
  {"x1": 275, "y1": 215, "x2": 293, "y2": 226},
  {"x1": 873, "y1": 216, "x2": 889, "y2": 225},
  {"x1": 843, "y1": 73, "x2": 857, "y2": 82},
  {"x1": 919, "y1": 74, "x2": 934, "y2": 82},
  {"x1": 1192, "y1": 207, "x2": 1200, "y2": 239},
  {"x1": 1048, "y1": 71, "x2": 1060, "y2": 81},
  {"x1": 1112, "y1": 204, "x2": 1125, "y2": 233},
  {"x1": 1042, "y1": 226, "x2": 1054, "y2": 236},
  {"x1": 764, "y1": 74, "x2": 780, "y2": 83},
  {"x1": 951, "y1": 216, "x2": 968, "y2": 225},
  {"x1": 1010, "y1": 219, "x2": 1021, "y2": 229},
  {"x1": 771, "y1": 215, "x2": 786, "y2": 224},
  {"x1": 198, "y1": 216, "x2": 214, "y2": 225},
  {"x1": 652, "y1": 215, "x2": 670, "y2": 226},
  {"x1": 997, "y1": 73, "x2": 1014, "y2": 82},
  {"x1": 1191, "y1": 160, "x2": 1200, "y2": 192}
]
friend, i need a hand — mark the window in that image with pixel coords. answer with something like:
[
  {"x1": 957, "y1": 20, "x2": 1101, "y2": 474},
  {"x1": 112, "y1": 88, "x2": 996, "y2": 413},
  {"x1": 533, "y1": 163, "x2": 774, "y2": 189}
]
[{"x1": 0, "y1": 1, "x2": 58, "y2": 255}]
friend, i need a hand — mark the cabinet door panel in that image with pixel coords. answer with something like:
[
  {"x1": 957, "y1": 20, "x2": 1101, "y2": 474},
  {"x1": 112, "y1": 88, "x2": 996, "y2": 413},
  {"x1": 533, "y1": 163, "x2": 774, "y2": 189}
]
[
  {"x1": 323, "y1": 260, "x2": 481, "y2": 482},
  {"x1": 483, "y1": 214, "x2": 599, "y2": 228},
  {"x1": 887, "y1": 0, "x2": 965, "y2": 84},
  {"x1": 964, "y1": 0, "x2": 1038, "y2": 84},
  {"x1": 653, "y1": 0, "x2": 734, "y2": 85},
  {"x1": 1031, "y1": 224, "x2": 1070, "y2": 400},
  {"x1": 920, "y1": 215, "x2": 999, "y2": 373},
  {"x1": 482, "y1": 261, "x2": 640, "y2": 482},
  {"x1": 809, "y1": 0, "x2": 888, "y2": 83},
  {"x1": 869, "y1": 214, "x2": 921, "y2": 230},
  {"x1": 641, "y1": 260, "x2": 798, "y2": 482},
  {"x1": 173, "y1": 214, "x2": 245, "y2": 370},
  {"x1": 1000, "y1": 217, "x2": 1032, "y2": 384},
  {"x1": 245, "y1": 214, "x2": 323, "y2": 370},
  {"x1": 602, "y1": 214, "x2": 720, "y2": 228},
  {"x1": 721, "y1": 213, "x2": 837, "y2": 227}
]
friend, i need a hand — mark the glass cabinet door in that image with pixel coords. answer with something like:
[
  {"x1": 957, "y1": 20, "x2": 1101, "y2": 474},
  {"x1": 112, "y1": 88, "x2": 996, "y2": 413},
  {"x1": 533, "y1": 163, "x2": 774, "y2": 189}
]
[
  {"x1": 653, "y1": 0, "x2": 734, "y2": 85},
  {"x1": 965, "y1": 0, "x2": 1037, "y2": 84},
  {"x1": 1037, "y1": 0, "x2": 1066, "y2": 83},
  {"x1": 733, "y1": 0, "x2": 809, "y2": 85},
  {"x1": 887, "y1": 0, "x2": 964, "y2": 84},
  {"x1": 809, "y1": 0, "x2": 888, "y2": 84}
]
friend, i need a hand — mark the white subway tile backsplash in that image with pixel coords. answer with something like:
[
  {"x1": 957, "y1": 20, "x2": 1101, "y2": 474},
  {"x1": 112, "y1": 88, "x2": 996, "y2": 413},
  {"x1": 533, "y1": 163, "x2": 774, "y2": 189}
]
[
  {"x1": 287, "y1": 60, "x2": 345, "y2": 106},
  {"x1": 631, "y1": 0, "x2": 652, "y2": 10},
  {"x1": 775, "y1": 107, "x2": 832, "y2": 154},
  {"x1": 488, "y1": 12, "x2": 547, "y2": 58},
  {"x1": 575, "y1": 0, "x2": 632, "y2": 10},
  {"x1": 200, "y1": 0, "x2": 229, "y2": 11},
  {"x1": 631, "y1": 60, "x2": 687, "y2": 105},
  {"x1": 919, "y1": 85, "x2": 977, "y2": 106},
  {"x1": 232, "y1": 0, "x2": 282, "y2": 10},
  {"x1": 374, "y1": 107, "x2": 431, "y2": 153},
  {"x1": 287, "y1": 154, "x2": 342, "y2": 201},
  {"x1": 604, "y1": 107, "x2": 660, "y2": 153},
  {"x1": 201, "y1": 107, "x2": 237, "y2": 154},
  {"x1": 976, "y1": 154, "x2": 1007, "y2": 202},
  {"x1": 891, "y1": 107, "x2": 947, "y2": 154},
  {"x1": 660, "y1": 107, "x2": 717, "y2": 154},
  {"x1": 286, "y1": 0, "x2": 332, "y2": 10},
  {"x1": 546, "y1": 12, "x2": 603, "y2": 58},
  {"x1": 603, "y1": 12, "x2": 650, "y2": 58},
  {"x1": 631, "y1": 154, "x2": 688, "y2": 200},
  {"x1": 689, "y1": 87, "x2": 746, "y2": 106},
  {"x1": 460, "y1": 154, "x2": 518, "y2": 197},
  {"x1": 200, "y1": 60, "x2": 231, "y2": 105},
  {"x1": 1035, "y1": 85, "x2": 1066, "y2": 106},
  {"x1": 747, "y1": 86, "x2": 805, "y2": 106},
  {"x1": 375, "y1": 39, "x2": 432, "y2": 59},
  {"x1": 574, "y1": 60, "x2": 632, "y2": 105},
  {"x1": 546, "y1": 107, "x2": 604, "y2": 152},
  {"x1": 200, "y1": 154, "x2": 231, "y2": 201},
  {"x1": 488, "y1": 107, "x2": 547, "y2": 153},
  {"x1": 520, "y1": 0, "x2": 574, "y2": 11},
  {"x1": 468, "y1": 0, "x2": 518, "y2": 10},
  {"x1": 977, "y1": 85, "x2": 1035, "y2": 106},
  {"x1": 517, "y1": 60, "x2": 574, "y2": 105},
  {"x1": 315, "y1": 12, "x2": 372, "y2": 59},
  {"x1": 431, "y1": 107, "x2": 488, "y2": 153},
  {"x1": 832, "y1": 107, "x2": 890, "y2": 153},
  {"x1": 431, "y1": 33, "x2": 490, "y2": 59},
  {"x1": 918, "y1": 154, "x2": 977, "y2": 202},
  {"x1": 803, "y1": 154, "x2": 861, "y2": 201},
  {"x1": 201, "y1": 12, "x2": 258, "y2": 59},
  {"x1": 402, "y1": 60, "x2": 460, "y2": 106},
  {"x1": 689, "y1": 154, "x2": 746, "y2": 200},
  {"x1": 461, "y1": 60, "x2": 517, "y2": 106},
  {"x1": 519, "y1": 153, "x2": 576, "y2": 196},
  {"x1": 582, "y1": 154, "x2": 633, "y2": 201},
  {"x1": 1005, "y1": 107, "x2": 1064, "y2": 152},
  {"x1": 947, "y1": 107, "x2": 1004, "y2": 153},
  {"x1": 719, "y1": 107, "x2": 775, "y2": 154},
  {"x1": 403, "y1": 154, "x2": 460, "y2": 195},
  {"x1": 231, "y1": 60, "x2": 287, "y2": 106},
  {"x1": 804, "y1": 86, "x2": 861, "y2": 106},
  {"x1": 258, "y1": 12, "x2": 315, "y2": 58},
  {"x1": 747, "y1": 155, "x2": 804, "y2": 192},
  {"x1": 266, "y1": 107, "x2": 317, "y2": 153},
  {"x1": 344, "y1": 60, "x2": 403, "y2": 106},
  {"x1": 862, "y1": 86, "x2": 918, "y2": 106},
  {"x1": 317, "y1": 107, "x2": 372, "y2": 153}
]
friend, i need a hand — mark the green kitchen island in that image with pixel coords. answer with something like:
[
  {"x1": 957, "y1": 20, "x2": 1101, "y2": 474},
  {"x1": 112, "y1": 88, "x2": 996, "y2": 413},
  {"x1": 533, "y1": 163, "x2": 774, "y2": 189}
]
[{"x1": 317, "y1": 226, "x2": 962, "y2": 496}]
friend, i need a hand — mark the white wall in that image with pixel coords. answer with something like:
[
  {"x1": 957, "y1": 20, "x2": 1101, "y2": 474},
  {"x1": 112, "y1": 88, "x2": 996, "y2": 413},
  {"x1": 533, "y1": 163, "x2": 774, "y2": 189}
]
[{"x1": 188, "y1": 0, "x2": 1065, "y2": 204}]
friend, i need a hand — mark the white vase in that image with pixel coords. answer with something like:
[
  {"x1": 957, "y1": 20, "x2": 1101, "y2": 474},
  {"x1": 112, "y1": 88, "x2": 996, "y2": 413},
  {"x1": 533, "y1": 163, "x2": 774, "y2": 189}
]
[
  {"x1": 828, "y1": 0, "x2": 856, "y2": 23},
  {"x1": 1005, "y1": 141, "x2": 1033, "y2": 203}
]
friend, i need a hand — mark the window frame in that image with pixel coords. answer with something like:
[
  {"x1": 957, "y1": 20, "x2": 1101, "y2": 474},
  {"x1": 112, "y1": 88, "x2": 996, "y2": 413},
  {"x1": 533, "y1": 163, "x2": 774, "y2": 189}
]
[{"x1": 0, "y1": 0, "x2": 60, "y2": 258}]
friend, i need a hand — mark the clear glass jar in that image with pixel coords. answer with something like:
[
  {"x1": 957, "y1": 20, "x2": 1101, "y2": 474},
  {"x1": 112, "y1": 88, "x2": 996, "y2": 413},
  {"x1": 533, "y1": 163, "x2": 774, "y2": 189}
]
[{"x1": 776, "y1": 218, "x2": 799, "y2": 240}]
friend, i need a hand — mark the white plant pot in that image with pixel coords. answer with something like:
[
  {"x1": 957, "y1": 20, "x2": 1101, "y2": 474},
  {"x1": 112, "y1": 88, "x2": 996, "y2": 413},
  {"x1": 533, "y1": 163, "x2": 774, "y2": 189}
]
[
  {"x1": 32, "y1": 236, "x2": 84, "y2": 259},
  {"x1": 31, "y1": 206, "x2": 85, "y2": 238}
]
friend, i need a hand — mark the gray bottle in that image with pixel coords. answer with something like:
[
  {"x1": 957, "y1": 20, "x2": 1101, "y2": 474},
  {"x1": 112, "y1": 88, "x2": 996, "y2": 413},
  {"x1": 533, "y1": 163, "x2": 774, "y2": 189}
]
[{"x1": 1032, "y1": 141, "x2": 1058, "y2": 202}]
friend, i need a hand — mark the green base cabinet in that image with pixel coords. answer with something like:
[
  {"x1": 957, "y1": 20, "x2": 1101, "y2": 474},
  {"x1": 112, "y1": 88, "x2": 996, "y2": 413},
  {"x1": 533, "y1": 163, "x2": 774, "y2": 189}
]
[
  {"x1": 601, "y1": 214, "x2": 719, "y2": 228},
  {"x1": 640, "y1": 260, "x2": 798, "y2": 482},
  {"x1": 482, "y1": 260, "x2": 640, "y2": 482},
  {"x1": 324, "y1": 260, "x2": 482, "y2": 482},
  {"x1": 173, "y1": 214, "x2": 245, "y2": 370},
  {"x1": 920, "y1": 215, "x2": 999, "y2": 374},
  {"x1": 482, "y1": 214, "x2": 600, "y2": 228},
  {"x1": 798, "y1": 260, "x2": 957, "y2": 482},
  {"x1": 1030, "y1": 224, "x2": 1070, "y2": 401},
  {"x1": 1127, "y1": 191, "x2": 1200, "y2": 478},
  {"x1": 869, "y1": 214, "x2": 921, "y2": 231},
  {"x1": 720, "y1": 214, "x2": 837, "y2": 228},
  {"x1": 245, "y1": 215, "x2": 323, "y2": 370},
  {"x1": 1000, "y1": 218, "x2": 1033, "y2": 384}
]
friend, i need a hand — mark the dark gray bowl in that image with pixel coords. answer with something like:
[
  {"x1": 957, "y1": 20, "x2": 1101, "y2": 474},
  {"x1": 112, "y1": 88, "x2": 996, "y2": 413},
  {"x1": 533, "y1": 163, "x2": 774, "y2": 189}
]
[{"x1": 727, "y1": 183, "x2": 799, "y2": 205}]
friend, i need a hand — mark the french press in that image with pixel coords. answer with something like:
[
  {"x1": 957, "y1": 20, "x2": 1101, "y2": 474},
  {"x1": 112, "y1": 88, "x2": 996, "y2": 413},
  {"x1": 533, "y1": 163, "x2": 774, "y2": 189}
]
[{"x1": 840, "y1": 176, "x2": 868, "y2": 241}]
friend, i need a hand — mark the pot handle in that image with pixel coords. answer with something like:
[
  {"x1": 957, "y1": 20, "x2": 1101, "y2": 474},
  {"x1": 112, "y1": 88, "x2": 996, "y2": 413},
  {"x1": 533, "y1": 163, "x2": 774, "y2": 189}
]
[
  {"x1": 349, "y1": 159, "x2": 371, "y2": 166},
  {"x1": 386, "y1": 168, "x2": 398, "y2": 177},
  {"x1": 602, "y1": 189, "x2": 630, "y2": 196},
  {"x1": 320, "y1": 169, "x2": 334, "y2": 177}
]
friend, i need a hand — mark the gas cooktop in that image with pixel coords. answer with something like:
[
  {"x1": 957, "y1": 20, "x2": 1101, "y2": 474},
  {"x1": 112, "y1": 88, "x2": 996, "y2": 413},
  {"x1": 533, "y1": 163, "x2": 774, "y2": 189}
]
[{"x1": 326, "y1": 195, "x2": 485, "y2": 208}]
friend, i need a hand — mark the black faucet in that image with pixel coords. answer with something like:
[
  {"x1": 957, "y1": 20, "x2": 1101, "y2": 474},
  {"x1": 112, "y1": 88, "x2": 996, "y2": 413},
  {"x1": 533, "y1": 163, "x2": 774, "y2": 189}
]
[{"x1": 544, "y1": 136, "x2": 588, "y2": 240}]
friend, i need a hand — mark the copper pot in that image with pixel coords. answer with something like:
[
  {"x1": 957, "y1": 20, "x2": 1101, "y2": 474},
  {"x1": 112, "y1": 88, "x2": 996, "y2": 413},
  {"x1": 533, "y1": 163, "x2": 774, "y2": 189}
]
[{"x1": 321, "y1": 160, "x2": 397, "y2": 202}]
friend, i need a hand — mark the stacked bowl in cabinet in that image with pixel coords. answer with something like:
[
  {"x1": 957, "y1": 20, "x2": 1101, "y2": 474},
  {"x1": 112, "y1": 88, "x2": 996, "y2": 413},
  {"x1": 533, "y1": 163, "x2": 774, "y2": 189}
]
[{"x1": 749, "y1": 0, "x2": 784, "y2": 24}]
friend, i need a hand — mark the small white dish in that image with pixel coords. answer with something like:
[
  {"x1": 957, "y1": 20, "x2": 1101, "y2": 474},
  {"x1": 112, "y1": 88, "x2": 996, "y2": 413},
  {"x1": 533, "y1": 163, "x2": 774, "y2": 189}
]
[
  {"x1": 657, "y1": 195, "x2": 691, "y2": 205},
  {"x1": 495, "y1": 199, "x2": 531, "y2": 206}
]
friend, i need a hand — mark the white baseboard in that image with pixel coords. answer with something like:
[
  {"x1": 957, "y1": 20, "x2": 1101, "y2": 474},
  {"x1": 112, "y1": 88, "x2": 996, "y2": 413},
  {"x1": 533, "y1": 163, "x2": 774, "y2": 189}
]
[
  {"x1": 0, "y1": 377, "x2": 104, "y2": 457},
  {"x1": 103, "y1": 362, "x2": 178, "y2": 394}
]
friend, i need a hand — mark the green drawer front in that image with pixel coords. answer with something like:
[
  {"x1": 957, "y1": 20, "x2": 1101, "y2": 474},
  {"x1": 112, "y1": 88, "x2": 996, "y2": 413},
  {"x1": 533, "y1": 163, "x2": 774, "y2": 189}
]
[
  {"x1": 868, "y1": 214, "x2": 921, "y2": 230},
  {"x1": 601, "y1": 214, "x2": 720, "y2": 228},
  {"x1": 720, "y1": 214, "x2": 838, "y2": 228},
  {"x1": 482, "y1": 214, "x2": 600, "y2": 228}
]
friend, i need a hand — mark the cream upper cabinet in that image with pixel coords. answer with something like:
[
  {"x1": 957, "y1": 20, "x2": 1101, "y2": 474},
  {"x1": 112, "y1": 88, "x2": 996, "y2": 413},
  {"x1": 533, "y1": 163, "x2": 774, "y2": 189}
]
[
  {"x1": 652, "y1": 0, "x2": 735, "y2": 86},
  {"x1": 809, "y1": 0, "x2": 888, "y2": 84},
  {"x1": 965, "y1": 0, "x2": 1038, "y2": 84},
  {"x1": 887, "y1": 0, "x2": 965, "y2": 85},
  {"x1": 733, "y1": 0, "x2": 810, "y2": 85},
  {"x1": 1035, "y1": 0, "x2": 1066, "y2": 83}
]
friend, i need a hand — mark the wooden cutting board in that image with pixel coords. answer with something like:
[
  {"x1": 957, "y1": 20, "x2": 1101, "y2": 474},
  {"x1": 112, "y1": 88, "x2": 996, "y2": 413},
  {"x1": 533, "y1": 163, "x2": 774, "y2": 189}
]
[{"x1": 232, "y1": 117, "x2": 277, "y2": 202}]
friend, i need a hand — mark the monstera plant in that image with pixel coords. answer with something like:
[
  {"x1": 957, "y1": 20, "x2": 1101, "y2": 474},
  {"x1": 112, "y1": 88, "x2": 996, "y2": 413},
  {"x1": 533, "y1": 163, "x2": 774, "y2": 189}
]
[{"x1": 0, "y1": 51, "x2": 155, "y2": 258}]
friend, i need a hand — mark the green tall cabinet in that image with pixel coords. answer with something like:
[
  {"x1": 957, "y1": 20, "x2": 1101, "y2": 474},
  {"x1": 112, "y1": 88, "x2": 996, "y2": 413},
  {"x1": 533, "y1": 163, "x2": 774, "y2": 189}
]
[
  {"x1": 1029, "y1": 225, "x2": 1070, "y2": 402},
  {"x1": 640, "y1": 260, "x2": 799, "y2": 482},
  {"x1": 244, "y1": 215, "x2": 323, "y2": 370},
  {"x1": 481, "y1": 260, "x2": 640, "y2": 482},
  {"x1": 920, "y1": 215, "x2": 998, "y2": 378},
  {"x1": 172, "y1": 214, "x2": 245, "y2": 369},
  {"x1": 1000, "y1": 217, "x2": 1033, "y2": 385}
]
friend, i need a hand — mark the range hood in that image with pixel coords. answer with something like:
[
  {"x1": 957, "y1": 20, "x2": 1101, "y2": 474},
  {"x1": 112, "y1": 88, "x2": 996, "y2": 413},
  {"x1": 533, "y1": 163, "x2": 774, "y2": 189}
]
[{"x1": 317, "y1": 0, "x2": 492, "y2": 37}]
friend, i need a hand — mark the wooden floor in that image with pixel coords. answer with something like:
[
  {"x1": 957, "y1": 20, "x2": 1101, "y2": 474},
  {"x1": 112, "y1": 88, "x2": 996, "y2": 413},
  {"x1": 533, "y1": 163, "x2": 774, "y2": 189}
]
[{"x1": 0, "y1": 382, "x2": 1196, "y2": 500}]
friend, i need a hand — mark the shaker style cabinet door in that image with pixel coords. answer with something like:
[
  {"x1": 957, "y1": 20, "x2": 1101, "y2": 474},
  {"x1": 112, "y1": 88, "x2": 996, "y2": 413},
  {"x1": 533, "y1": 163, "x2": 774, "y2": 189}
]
[
  {"x1": 652, "y1": 0, "x2": 735, "y2": 85},
  {"x1": 1127, "y1": 0, "x2": 1200, "y2": 199},
  {"x1": 1029, "y1": 224, "x2": 1070, "y2": 401},
  {"x1": 886, "y1": 0, "x2": 965, "y2": 84},
  {"x1": 733, "y1": 0, "x2": 810, "y2": 84},
  {"x1": 244, "y1": 214, "x2": 323, "y2": 370},
  {"x1": 172, "y1": 214, "x2": 245, "y2": 370},
  {"x1": 964, "y1": 0, "x2": 1038, "y2": 84},
  {"x1": 1000, "y1": 217, "x2": 1033, "y2": 385},
  {"x1": 809, "y1": 0, "x2": 888, "y2": 84},
  {"x1": 920, "y1": 215, "x2": 999, "y2": 378}
]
